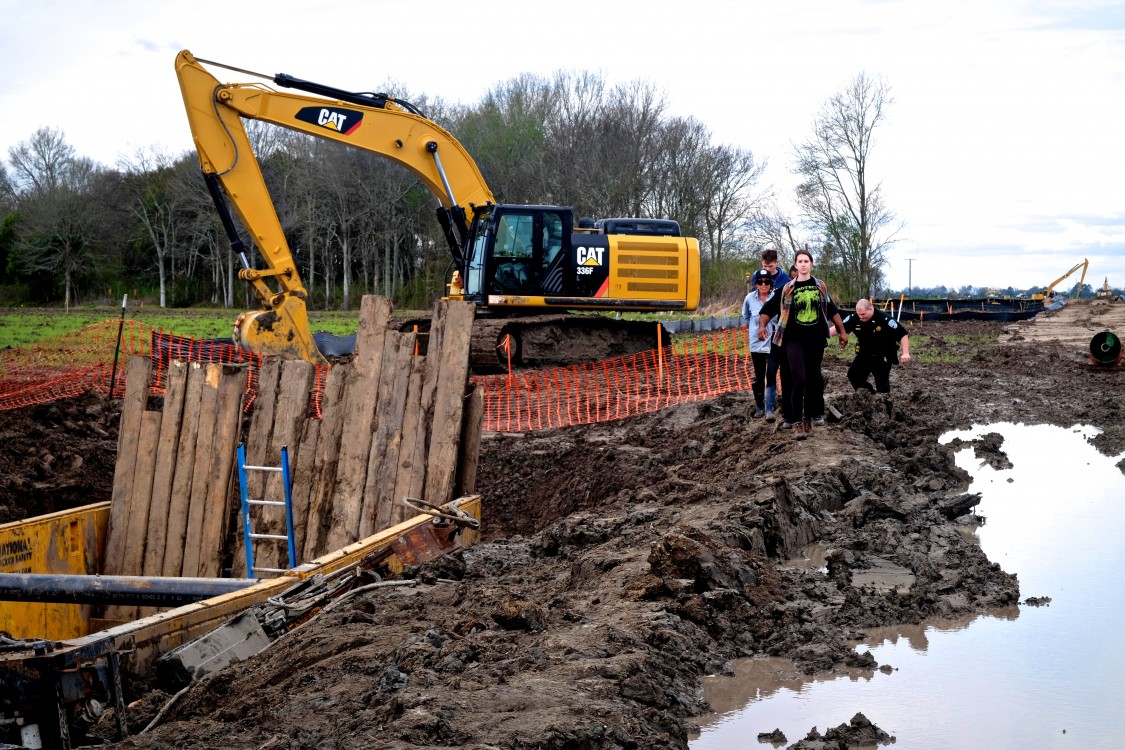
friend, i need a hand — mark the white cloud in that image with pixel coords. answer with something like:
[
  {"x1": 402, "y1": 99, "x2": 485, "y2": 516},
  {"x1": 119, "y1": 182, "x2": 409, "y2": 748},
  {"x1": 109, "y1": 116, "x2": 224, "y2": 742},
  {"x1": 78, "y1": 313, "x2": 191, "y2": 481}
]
[{"x1": 1, "y1": 0, "x2": 1122, "y2": 291}]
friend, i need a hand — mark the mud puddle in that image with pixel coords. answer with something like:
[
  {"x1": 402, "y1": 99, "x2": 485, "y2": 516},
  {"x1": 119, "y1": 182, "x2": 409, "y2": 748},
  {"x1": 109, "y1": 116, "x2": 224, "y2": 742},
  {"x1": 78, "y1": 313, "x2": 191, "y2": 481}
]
[{"x1": 692, "y1": 423, "x2": 1125, "y2": 750}]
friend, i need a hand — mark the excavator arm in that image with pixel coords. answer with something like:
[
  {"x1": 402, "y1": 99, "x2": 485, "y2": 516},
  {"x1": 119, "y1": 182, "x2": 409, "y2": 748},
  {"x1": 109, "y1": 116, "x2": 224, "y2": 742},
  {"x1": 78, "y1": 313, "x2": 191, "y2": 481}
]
[
  {"x1": 174, "y1": 50, "x2": 495, "y2": 362},
  {"x1": 1043, "y1": 259, "x2": 1089, "y2": 302}
]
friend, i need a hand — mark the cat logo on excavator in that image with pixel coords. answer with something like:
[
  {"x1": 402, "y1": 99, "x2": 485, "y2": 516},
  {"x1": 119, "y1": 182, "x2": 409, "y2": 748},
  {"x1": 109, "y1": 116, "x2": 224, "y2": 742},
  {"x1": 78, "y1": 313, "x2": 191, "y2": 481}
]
[{"x1": 295, "y1": 106, "x2": 364, "y2": 135}]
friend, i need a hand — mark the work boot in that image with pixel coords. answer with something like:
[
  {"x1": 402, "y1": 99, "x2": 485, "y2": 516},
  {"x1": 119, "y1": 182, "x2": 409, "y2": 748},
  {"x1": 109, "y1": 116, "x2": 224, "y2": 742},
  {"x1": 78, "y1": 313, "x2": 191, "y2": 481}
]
[
  {"x1": 764, "y1": 387, "x2": 776, "y2": 423},
  {"x1": 803, "y1": 418, "x2": 813, "y2": 435},
  {"x1": 792, "y1": 421, "x2": 808, "y2": 440}
]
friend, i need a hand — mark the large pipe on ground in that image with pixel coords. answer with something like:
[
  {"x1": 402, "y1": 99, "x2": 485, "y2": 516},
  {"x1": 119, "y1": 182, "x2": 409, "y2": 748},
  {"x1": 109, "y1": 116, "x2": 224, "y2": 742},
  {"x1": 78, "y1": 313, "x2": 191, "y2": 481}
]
[
  {"x1": 0, "y1": 573, "x2": 259, "y2": 606},
  {"x1": 1089, "y1": 330, "x2": 1123, "y2": 367}
]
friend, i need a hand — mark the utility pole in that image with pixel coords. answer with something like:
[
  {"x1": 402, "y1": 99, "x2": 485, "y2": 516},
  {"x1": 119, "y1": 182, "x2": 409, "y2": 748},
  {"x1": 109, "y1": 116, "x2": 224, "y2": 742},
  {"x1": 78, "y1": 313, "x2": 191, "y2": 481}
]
[{"x1": 906, "y1": 258, "x2": 915, "y2": 297}]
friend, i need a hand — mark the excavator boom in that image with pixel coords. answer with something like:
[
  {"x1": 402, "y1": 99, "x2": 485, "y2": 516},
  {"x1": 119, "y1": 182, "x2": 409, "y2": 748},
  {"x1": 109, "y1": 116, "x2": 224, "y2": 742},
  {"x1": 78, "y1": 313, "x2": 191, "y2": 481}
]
[
  {"x1": 1045, "y1": 259, "x2": 1089, "y2": 301},
  {"x1": 176, "y1": 50, "x2": 498, "y2": 363}
]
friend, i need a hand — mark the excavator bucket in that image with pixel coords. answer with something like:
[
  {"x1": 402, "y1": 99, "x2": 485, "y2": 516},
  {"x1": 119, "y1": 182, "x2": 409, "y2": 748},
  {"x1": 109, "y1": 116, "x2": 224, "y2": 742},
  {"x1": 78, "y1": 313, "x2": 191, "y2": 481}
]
[{"x1": 235, "y1": 293, "x2": 328, "y2": 365}]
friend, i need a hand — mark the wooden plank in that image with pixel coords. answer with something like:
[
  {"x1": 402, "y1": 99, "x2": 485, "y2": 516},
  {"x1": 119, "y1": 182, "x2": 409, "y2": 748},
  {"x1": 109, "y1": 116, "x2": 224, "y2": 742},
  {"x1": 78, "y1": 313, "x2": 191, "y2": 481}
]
[
  {"x1": 456, "y1": 383, "x2": 485, "y2": 497},
  {"x1": 323, "y1": 296, "x2": 391, "y2": 552},
  {"x1": 289, "y1": 418, "x2": 319, "y2": 561},
  {"x1": 355, "y1": 333, "x2": 405, "y2": 538},
  {"x1": 104, "y1": 356, "x2": 151, "y2": 576},
  {"x1": 388, "y1": 355, "x2": 427, "y2": 528},
  {"x1": 299, "y1": 364, "x2": 348, "y2": 561},
  {"x1": 198, "y1": 365, "x2": 249, "y2": 578},
  {"x1": 103, "y1": 409, "x2": 162, "y2": 623},
  {"x1": 120, "y1": 410, "x2": 162, "y2": 575},
  {"x1": 422, "y1": 300, "x2": 475, "y2": 507},
  {"x1": 161, "y1": 363, "x2": 205, "y2": 578},
  {"x1": 253, "y1": 359, "x2": 315, "y2": 574},
  {"x1": 179, "y1": 364, "x2": 223, "y2": 577},
  {"x1": 142, "y1": 359, "x2": 189, "y2": 577},
  {"x1": 361, "y1": 333, "x2": 415, "y2": 538}
]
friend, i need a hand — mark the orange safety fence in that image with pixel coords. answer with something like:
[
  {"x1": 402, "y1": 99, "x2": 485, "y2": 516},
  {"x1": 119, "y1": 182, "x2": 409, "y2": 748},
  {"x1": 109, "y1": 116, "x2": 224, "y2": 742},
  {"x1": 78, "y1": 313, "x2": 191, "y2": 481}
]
[
  {"x1": 2, "y1": 320, "x2": 758, "y2": 431},
  {"x1": 0, "y1": 320, "x2": 277, "y2": 412},
  {"x1": 472, "y1": 326, "x2": 757, "y2": 432}
]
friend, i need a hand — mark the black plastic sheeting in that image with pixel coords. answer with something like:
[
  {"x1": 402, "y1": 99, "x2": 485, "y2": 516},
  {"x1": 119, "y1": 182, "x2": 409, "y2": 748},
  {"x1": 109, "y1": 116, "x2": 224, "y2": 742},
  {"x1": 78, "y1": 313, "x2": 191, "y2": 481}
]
[
  {"x1": 150, "y1": 330, "x2": 358, "y2": 364},
  {"x1": 312, "y1": 331, "x2": 357, "y2": 357}
]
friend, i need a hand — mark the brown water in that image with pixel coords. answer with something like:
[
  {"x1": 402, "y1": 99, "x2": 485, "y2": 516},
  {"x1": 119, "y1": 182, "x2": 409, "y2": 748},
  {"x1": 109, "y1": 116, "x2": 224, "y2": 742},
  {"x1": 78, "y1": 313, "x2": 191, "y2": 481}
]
[{"x1": 692, "y1": 423, "x2": 1125, "y2": 749}]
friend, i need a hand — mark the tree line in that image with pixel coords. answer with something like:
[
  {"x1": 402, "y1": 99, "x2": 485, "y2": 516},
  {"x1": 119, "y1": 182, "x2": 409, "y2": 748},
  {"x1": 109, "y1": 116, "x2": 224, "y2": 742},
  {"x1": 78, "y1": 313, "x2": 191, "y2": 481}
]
[{"x1": 0, "y1": 70, "x2": 895, "y2": 312}]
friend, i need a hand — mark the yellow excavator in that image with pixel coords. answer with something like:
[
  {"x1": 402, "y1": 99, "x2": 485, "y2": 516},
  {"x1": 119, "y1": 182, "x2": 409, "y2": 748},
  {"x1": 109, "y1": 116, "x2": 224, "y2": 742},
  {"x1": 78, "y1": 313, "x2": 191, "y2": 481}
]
[
  {"x1": 1095, "y1": 277, "x2": 1120, "y2": 302},
  {"x1": 174, "y1": 51, "x2": 700, "y2": 369},
  {"x1": 1031, "y1": 258, "x2": 1088, "y2": 303}
]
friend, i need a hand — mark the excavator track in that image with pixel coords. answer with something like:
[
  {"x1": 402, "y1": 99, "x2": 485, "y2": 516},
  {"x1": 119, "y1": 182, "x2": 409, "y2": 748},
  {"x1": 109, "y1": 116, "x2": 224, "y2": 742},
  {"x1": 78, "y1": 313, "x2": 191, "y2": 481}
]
[
  {"x1": 399, "y1": 314, "x2": 671, "y2": 374},
  {"x1": 471, "y1": 314, "x2": 671, "y2": 373}
]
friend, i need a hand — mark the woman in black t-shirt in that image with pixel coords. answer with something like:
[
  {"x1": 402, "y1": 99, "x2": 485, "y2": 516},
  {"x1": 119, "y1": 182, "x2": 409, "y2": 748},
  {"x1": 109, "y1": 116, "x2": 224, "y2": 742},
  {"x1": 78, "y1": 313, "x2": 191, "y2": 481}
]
[{"x1": 757, "y1": 249, "x2": 848, "y2": 437}]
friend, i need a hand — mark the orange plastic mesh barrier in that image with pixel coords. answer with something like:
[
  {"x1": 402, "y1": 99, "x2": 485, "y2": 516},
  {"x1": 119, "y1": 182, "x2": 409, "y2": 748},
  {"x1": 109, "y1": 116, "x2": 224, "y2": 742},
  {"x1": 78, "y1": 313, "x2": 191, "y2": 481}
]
[
  {"x1": 0, "y1": 320, "x2": 153, "y2": 411},
  {"x1": 471, "y1": 327, "x2": 757, "y2": 433},
  {"x1": 2, "y1": 320, "x2": 758, "y2": 431},
  {"x1": 0, "y1": 320, "x2": 287, "y2": 413}
]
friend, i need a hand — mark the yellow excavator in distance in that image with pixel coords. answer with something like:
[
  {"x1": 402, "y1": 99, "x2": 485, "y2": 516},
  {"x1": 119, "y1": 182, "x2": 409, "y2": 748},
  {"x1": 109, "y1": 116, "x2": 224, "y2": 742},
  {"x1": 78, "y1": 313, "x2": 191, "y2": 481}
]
[
  {"x1": 174, "y1": 51, "x2": 700, "y2": 370},
  {"x1": 1095, "y1": 277, "x2": 1120, "y2": 302},
  {"x1": 1031, "y1": 258, "x2": 1088, "y2": 303}
]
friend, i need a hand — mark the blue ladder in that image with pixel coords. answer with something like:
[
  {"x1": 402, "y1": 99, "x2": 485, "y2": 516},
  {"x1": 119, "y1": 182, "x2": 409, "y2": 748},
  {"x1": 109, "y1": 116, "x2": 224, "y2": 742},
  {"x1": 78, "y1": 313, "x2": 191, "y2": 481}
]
[{"x1": 236, "y1": 443, "x2": 297, "y2": 578}]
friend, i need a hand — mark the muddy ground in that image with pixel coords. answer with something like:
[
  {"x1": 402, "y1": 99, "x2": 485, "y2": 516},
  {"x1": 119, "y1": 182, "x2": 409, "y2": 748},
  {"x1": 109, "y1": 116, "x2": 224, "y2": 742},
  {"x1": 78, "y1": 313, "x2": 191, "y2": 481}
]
[{"x1": 2, "y1": 302, "x2": 1124, "y2": 749}]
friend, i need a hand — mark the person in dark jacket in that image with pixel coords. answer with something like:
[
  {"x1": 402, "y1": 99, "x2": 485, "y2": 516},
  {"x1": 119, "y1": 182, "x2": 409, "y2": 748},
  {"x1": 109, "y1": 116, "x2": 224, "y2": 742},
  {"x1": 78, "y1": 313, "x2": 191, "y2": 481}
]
[
  {"x1": 742, "y1": 269, "x2": 776, "y2": 417},
  {"x1": 761, "y1": 248, "x2": 790, "y2": 289},
  {"x1": 840, "y1": 298, "x2": 911, "y2": 393},
  {"x1": 758, "y1": 250, "x2": 847, "y2": 438}
]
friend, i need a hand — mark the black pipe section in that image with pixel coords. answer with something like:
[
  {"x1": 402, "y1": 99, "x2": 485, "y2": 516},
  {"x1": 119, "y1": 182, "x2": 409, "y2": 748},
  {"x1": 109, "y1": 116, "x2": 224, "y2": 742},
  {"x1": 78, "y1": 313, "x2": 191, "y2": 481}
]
[
  {"x1": 1090, "y1": 330, "x2": 1122, "y2": 366},
  {"x1": 0, "y1": 573, "x2": 259, "y2": 607}
]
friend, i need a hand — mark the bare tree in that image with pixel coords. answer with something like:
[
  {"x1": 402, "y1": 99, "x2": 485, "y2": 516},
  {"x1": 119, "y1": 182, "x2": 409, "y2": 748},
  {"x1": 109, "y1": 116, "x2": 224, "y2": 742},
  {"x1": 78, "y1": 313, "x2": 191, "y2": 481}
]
[
  {"x1": 793, "y1": 73, "x2": 898, "y2": 298},
  {"x1": 0, "y1": 163, "x2": 14, "y2": 207},
  {"x1": 119, "y1": 147, "x2": 182, "y2": 307},
  {"x1": 7, "y1": 129, "x2": 108, "y2": 308},
  {"x1": 7, "y1": 128, "x2": 75, "y2": 196},
  {"x1": 454, "y1": 73, "x2": 555, "y2": 204},
  {"x1": 168, "y1": 155, "x2": 234, "y2": 306},
  {"x1": 699, "y1": 144, "x2": 767, "y2": 261}
]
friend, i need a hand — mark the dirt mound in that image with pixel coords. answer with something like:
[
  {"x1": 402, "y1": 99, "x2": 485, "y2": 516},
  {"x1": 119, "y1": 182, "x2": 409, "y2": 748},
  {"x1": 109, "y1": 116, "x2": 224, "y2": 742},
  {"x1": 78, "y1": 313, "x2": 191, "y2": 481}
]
[
  {"x1": 4, "y1": 316, "x2": 1123, "y2": 748},
  {"x1": 0, "y1": 392, "x2": 119, "y2": 524}
]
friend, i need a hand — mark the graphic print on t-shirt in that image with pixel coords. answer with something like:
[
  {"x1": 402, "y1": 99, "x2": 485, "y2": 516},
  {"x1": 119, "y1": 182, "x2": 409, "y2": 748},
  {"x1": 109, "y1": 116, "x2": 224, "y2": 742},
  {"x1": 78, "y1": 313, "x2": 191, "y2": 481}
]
[{"x1": 793, "y1": 284, "x2": 821, "y2": 326}]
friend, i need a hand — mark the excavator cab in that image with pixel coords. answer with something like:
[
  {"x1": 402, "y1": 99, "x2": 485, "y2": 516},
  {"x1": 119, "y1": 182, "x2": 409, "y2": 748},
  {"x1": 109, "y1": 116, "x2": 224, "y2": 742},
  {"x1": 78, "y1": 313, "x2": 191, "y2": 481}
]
[{"x1": 462, "y1": 205, "x2": 575, "y2": 303}]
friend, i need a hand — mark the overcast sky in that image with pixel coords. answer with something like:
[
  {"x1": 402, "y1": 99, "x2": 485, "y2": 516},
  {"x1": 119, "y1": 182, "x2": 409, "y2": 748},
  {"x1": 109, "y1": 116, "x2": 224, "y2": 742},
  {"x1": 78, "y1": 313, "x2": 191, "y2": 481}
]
[{"x1": 1, "y1": 0, "x2": 1123, "y2": 292}]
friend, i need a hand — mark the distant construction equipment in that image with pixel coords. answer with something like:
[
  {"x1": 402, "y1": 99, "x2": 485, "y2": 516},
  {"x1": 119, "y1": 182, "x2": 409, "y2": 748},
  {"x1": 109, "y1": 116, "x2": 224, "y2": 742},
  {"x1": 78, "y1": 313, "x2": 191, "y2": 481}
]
[
  {"x1": 1096, "y1": 278, "x2": 1121, "y2": 302},
  {"x1": 1032, "y1": 259, "x2": 1089, "y2": 302}
]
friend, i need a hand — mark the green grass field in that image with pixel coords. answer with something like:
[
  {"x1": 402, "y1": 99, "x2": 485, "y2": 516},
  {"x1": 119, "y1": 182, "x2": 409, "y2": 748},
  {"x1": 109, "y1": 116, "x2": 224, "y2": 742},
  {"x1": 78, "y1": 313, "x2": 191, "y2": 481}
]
[
  {"x1": 0, "y1": 306, "x2": 716, "y2": 351},
  {"x1": 0, "y1": 307, "x2": 369, "y2": 350},
  {"x1": 3, "y1": 307, "x2": 982, "y2": 363}
]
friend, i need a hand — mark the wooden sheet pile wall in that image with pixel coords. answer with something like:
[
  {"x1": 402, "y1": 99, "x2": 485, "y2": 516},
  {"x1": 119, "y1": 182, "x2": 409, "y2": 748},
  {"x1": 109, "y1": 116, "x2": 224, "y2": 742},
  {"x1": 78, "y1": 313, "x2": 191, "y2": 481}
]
[
  {"x1": 242, "y1": 297, "x2": 478, "y2": 572},
  {"x1": 103, "y1": 296, "x2": 480, "y2": 587},
  {"x1": 101, "y1": 356, "x2": 248, "y2": 623}
]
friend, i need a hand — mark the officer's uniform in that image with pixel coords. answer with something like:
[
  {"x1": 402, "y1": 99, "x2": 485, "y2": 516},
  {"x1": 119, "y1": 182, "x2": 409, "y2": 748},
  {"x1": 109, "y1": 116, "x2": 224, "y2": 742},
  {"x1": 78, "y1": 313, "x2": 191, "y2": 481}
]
[{"x1": 840, "y1": 308, "x2": 908, "y2": 393}]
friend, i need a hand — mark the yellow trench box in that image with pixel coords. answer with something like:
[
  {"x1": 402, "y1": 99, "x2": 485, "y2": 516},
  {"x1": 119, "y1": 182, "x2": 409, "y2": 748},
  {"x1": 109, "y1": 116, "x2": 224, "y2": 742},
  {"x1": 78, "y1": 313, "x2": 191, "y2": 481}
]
[{"x1": 0, "y1": 502, "x2": 109, "y2": 640}]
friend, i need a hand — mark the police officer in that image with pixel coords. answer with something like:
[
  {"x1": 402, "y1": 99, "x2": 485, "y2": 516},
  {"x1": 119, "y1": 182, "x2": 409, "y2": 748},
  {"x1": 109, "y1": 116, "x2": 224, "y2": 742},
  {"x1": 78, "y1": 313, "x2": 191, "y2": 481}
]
[{"x1": 840, "y1": 299, "x2": 911, "y2": 393}]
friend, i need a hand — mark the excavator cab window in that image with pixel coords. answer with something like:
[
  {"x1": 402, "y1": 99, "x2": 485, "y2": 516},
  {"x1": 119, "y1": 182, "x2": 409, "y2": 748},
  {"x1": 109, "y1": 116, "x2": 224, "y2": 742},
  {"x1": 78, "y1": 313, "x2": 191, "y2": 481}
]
[
  {"x1": 464, "y1": 214, "x2": 492, "y2": 300},
  {"x1": 492, "y1": 213, "x2": 536, "y2": 293},
  {"x1": 540, "y1": 212, "x2": 566, "y2": 295}
]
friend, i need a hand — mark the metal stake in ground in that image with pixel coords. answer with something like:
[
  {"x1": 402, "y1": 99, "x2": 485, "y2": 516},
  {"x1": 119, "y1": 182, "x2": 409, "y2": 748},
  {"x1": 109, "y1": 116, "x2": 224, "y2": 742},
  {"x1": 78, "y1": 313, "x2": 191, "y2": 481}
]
[{"x1": 109, "y1": 293, "x2": 128, "y2": 399}]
